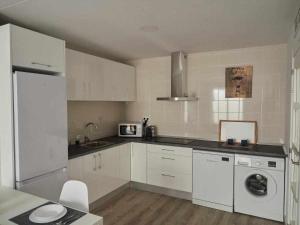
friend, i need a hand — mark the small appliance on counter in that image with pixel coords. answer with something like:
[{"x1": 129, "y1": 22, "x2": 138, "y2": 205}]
[
  {"x1": 142, "y1": 117, "x2": 149, "y2": 137},
  {"x1": 145, "y1": 125, "x2": 157, "y2": 138},
  {"x1": 118, "y1": 122, "x2": 143, "y2": 137}
]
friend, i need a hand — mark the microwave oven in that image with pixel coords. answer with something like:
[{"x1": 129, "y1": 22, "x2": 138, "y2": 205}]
[{"x1": 118, "y1": 122, "x2": 143, "y2": 137}]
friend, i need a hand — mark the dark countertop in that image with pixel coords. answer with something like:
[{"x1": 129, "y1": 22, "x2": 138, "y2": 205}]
[{"x1": 68, "y1": 136, "x2": 287, "y2": 160}]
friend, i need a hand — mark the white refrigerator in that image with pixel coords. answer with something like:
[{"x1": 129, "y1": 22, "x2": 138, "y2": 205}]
[{"x1": 13, "y1": 71, "x2": 68, "y2": 202}]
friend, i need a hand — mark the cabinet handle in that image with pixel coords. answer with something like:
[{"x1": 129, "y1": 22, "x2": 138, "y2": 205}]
[
  {"x1": 93, "y1": 155, "x2": 97, "y2": 171},
  {"x1": 98, "y1": 153, "x2": 102, "y2": 169},
  {"x1": 237, "y1": 161, "x2": 249, "y2": 166},
  {"x1": 32, "y1": 62, "x2": 52, "y2": 68},
  {"x1": 161, "y1": 149, "x2": 174, "y2": 152},
  {"x1": 161, "y1": 173, "x2": 175, "y2": 178},
  {"x1": 206, "y1": 159, "x2": 219, "y2": 163},
  {"x1": 161, "y1": 157, "x2": 175, "y2": 160}
]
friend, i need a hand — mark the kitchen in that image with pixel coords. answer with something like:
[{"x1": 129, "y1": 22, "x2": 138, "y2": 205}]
[{"x1": 0, "y1": 1, "x2": 299, "y2": 225}]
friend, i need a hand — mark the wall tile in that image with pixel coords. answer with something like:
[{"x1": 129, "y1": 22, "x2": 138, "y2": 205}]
[
  {"x1": 68, "y1": 101, "x2": 125, "y2": 143},
  {"x1": 127, "y1": 44, "x2": 288, "y2": 144}
]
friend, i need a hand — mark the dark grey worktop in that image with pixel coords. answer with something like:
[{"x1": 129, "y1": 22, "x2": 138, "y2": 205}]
[{"x1": 68, "y1": 136, "x2": 287, "y2": 160}]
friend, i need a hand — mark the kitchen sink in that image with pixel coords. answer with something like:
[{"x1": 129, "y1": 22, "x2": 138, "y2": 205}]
[{"x1": 81, "y1": 141, "x2": 112, "y2": 148}]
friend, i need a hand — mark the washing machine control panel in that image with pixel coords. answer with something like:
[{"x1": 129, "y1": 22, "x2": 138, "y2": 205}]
[{"x1": 235, "y1": 155, "x2": 285, "y2": 171}]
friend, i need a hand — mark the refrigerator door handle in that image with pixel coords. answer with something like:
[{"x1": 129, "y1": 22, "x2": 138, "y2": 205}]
[{"x1": 16, "y1": 167, "x2": 67, "y2": 186}]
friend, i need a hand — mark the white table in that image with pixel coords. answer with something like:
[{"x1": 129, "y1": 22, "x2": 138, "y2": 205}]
[{"x1": 0, "y1": 186, "x2": 103, "y2": 225}]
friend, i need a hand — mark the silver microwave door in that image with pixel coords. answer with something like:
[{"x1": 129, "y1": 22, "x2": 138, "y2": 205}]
[{"x1": 120, "y1": 125, "x2": 137, "y2": 135}]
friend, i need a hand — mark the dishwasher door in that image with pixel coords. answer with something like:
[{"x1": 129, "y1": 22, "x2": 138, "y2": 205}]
[{"x1": 192, "y1": 150, "x2": 234, "y2": 212}]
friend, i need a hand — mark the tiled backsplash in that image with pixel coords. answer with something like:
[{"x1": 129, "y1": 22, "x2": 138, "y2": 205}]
[
  {"x1": 125, "y1": 44, "x2": 287, "y2": 144},
  {"x1": 68, "y1": 101, "x2": 125, "y2": 143}
]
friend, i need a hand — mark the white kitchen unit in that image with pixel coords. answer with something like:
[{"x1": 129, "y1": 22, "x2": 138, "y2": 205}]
[
  {"x1": 11, "y1": 25, "x2": 65, "y2": 73},
  {"x1": 68, "y1": 144, "x2": 131, "y2": 203},
  {"x1": 131, "y1": 143, "x2": 147, "y2": 183},
  {"x1": 66, "y1": 49, "x2": 136, "y2": 101},
  {"x1": 147, "y1": 144, "x2": 192, "y2": 192},
  {"x1": 0, "y1": 24, "x2": 65, "y2": 188},
  {"x1": 193, "y1": 150, "x2": 234, "y2": 212}
]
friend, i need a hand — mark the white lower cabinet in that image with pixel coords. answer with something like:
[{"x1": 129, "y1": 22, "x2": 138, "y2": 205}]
[
  {"x1": 68, "y1": 144, "x2": 131, "y2": 204},
  {"x1": 147, "y1": 144, "x2": 192, "y2": 192},
  {"x1": 131, "y1": 143, "x2": 147, "y2": 183},
  {"x1": 68, "y1": 156, "x2": 83, "y2": 181},
  {"x1": 68, "y1": 142, "x2": 194, "y2": 204},
  {"x1": 120, "y1": 143, "x2": 131, "y2": 182}
]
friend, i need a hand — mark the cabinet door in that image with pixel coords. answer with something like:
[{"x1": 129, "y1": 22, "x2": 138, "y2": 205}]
[
  {"x1": 68, "y1": 157, "x2": 83, "y2": 181},
  {"x1": 82, "y1": 153, "x2": 99, "y2": 179},
  {"x1": 66, "y1": 49, "x2": 90, "y2": 100},
  {"x1": 82, "y1": 153, "x2": 103, "y2": 203},
  {"x1": 103, "y1": 61, "x2": 136, "y2": 101},
  {"x1": 66, "y1": 48, "x2": 135, "y2": 101},
  {"x1": 11, "y1": 25, "x2": 65, "y2": 73},
  {"x1": 85, "y1": 54, "x2": 105, "y2": 101},
  {"x1": 119, "y1": 143, "x2": 131, "y2": 183},
  {"x1": 101, "y1": 147, "x2": 119, "y2": 179},
  {"x1": 69, "y1": 155, "x2": 100, "y2": 203},
  {"x1": 131, "y1": 143, "x2": 147, "y2": 183}
]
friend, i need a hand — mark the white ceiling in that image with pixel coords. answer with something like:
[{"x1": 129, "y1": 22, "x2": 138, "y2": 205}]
[{"x1": 0, "y1": 0, "x2": 298, "y2": 61}]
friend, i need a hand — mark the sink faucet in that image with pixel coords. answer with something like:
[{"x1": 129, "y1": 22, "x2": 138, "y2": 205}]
[{"x1": 84, "y1": 122, "x2": 98, "y2": 143}]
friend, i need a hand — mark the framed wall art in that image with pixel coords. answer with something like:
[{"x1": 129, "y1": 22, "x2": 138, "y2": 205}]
[{"x1": 225, "y1": 65, "x2": 253, "y2": 98}]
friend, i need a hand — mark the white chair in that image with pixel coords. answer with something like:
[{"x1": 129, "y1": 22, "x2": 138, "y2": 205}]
[{"x1": 59, "y1": 180, "x2": 89, "y2": 212}]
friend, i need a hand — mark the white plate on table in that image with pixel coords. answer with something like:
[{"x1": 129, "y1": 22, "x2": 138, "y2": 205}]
[{"x1": 29, "y1": 204, "x2": 67, "y2": 223}]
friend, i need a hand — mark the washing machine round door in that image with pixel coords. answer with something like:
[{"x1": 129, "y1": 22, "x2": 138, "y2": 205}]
[
  {"x1": 244, "y1": 170, "x2": 277, "y2": 200},
  {"x1": 246, "y1": 174, "x2": 268, "y2": 196}
]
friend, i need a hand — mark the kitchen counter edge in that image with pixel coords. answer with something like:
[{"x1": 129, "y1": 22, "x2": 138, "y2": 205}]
[{"x1": 68, "y1": 137, "x2": 287, "y2": 160}]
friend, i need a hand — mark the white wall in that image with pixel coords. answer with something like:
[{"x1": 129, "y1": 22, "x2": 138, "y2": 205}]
[{"x1": 126, "y1": 44, "x2": 288, "y2": 144}]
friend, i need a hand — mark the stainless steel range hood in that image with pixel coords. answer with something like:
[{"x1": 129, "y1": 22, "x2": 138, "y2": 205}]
[{"x1": 157, "y1": 51, "x2": 198, "y2": 101}]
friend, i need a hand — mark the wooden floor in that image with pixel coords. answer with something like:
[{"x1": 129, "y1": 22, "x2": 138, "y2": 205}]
[{"x1": 92, "y1": 188, "x2": 283, "y2": 225}]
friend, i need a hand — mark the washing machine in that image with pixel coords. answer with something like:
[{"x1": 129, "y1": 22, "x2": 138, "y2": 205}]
[{"x1": 234, "y1": 154, "x2": 285, "y2": 222}]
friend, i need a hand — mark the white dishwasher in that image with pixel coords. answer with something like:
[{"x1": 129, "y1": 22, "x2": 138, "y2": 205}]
[{"x1": 193, "y1": 150, "x2": 234, "y2": 212}]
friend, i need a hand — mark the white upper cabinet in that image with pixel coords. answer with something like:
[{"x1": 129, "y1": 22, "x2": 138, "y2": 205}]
[
  {"x1": 10, "y1": 25, "x2": 65, "y2": 73},
  {"x1": 66, "y1": 49, "x2": 136, "y2": 101}
]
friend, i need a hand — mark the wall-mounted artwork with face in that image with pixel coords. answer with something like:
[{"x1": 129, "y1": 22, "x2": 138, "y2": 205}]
[{"x1": 225, "y1": 65, "x2": 253, "y2": 98}]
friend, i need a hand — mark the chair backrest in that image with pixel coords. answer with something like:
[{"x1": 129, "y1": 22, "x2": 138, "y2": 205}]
[{"x1": 59, "y1": 180, "x2": 89, "y2": 212}]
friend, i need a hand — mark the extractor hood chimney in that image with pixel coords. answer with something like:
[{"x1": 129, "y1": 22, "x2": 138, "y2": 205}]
[{"x1": 157, "y1": 51, "x2": 198, "y2": 101}]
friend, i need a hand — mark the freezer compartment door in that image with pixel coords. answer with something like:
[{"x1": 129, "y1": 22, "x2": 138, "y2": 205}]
[
  {"x1": 16, "y1": 168, "x2": 68, "y2": 202},
  {"x1": 13, "y1": 71, "x2": 68, "y2": 181}
]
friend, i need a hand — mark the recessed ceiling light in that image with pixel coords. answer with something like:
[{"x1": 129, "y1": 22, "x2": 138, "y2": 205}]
[{"x1": 139, "y1": 25, "x2": 159, "y2": 32}]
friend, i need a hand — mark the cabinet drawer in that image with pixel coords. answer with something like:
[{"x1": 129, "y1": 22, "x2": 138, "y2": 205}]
[
  {"x1": 147, "y1": 152, "x2": 192, "y2": 174},
  {"x1": 148, "y1": 169, "x2": 192, "y2": 192},
  {"x1": 147, "y1": 144, "x2": 192, "y2": 157}
]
